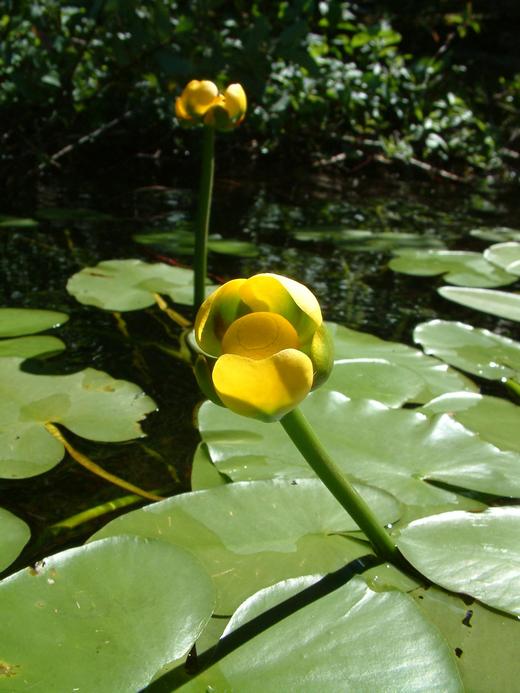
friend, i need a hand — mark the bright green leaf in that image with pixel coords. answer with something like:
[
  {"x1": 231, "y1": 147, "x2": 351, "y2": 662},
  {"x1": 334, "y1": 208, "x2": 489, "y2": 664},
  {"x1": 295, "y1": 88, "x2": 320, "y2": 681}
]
[
  {"x1": 438, "y1": 286, "x2": 520, "y2": 322},
  {"x1": 484, "y1": 242, "x2": 520, "y2": 276},
  {"x1": 470, "y1": 227, "x2": 520, "y2": 243},
  {"x1": 0, "y1": 308, "x2": 68, "y2": 337},
  {"x1": 0, "y1": 336, "x2": 65, "y2": 359},
  {"x1": 0, "y1": 508, "x2": 30, "y2": 572}
]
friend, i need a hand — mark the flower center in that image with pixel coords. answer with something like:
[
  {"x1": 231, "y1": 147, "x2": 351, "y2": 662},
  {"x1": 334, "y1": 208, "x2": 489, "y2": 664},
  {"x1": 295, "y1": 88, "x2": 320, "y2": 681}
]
[{"x1": 221, "y1": 312, "x2": 299, "y2": 360}]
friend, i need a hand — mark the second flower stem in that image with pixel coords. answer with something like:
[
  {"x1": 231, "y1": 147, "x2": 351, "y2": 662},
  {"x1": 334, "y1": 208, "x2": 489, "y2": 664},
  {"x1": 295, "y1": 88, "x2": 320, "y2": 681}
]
[
  {"x1": 280, "y1": 406, "x2": 400, "y2": 564},
  {"x1": 194, "y1": 125, "x2": 215, "y2": 312}
]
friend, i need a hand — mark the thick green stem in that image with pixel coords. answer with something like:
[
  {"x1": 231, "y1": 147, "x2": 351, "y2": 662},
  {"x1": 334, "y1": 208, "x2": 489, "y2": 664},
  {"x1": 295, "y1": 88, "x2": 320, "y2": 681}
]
[
  {"x1": 194, "y1": 125, "x2": 215, "y2": 311},
  {"x1": 280, "y1": 407, "x2": 399, "y2": 563}
]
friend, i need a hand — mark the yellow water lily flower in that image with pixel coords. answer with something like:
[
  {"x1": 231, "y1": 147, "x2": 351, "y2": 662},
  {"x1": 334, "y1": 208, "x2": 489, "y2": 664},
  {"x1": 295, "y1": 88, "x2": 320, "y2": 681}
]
[
  {"x1": 175, "y1": 80, "x2": 247, "y2": 131},
  {"x1": 193, "y1": 274, "x2": 333, "y2": 421}
]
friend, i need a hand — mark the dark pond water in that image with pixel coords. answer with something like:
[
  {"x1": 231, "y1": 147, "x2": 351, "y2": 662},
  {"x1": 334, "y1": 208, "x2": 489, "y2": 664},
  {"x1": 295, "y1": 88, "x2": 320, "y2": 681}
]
[{"x1": 1, "y1": 160, "x2": 519, "y2": 573}]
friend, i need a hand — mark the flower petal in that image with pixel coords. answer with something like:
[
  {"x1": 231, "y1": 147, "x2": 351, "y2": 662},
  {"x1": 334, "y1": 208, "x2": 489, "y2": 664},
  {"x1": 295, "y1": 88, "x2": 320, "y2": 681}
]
[
  {"x1": 195, "y1": 279, "x2": 247, "y2": 356},
  {"x1": 239, "y1": 274, "x2": 322, "y2": 342},
  {"x1": 184, "y1": 80, "x2": 219, "y2": 116},
  {"x1": 222, "y1": 312, "x2": 299, "y2": 359},
  {"x1": 223, "y1": 84, "x2": 247, "y2": 121},
  {"x1": 212, "y1": 349, "x2": 313, "y2": 421}
]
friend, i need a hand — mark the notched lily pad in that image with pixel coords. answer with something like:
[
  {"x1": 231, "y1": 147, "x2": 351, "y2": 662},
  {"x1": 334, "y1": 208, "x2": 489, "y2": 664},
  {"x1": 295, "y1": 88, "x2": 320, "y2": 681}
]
[
  {"x1": 470, "y1": 227, "x2": 520, "y2": 243},
  {"x1": 484, "y1": 241, "x2": 520, "y2": 276},
  {"x1": 67, "y1": 259, "x2": 212, "y2": 310},
  {"x1": 0, "y1": 508, "x2": 30, "y2": 573},
  {"x1": 134, "y1": 230, "x2": 260, "y2": 258},
  {"x1": 414, "y1": 319, "x2": 520, "y2": 381},
  {"x1": 398, "y1": 507, "x2": 520, "y2": 616},
  {"x1": 389, "y1": 249, "x2": 517, "y2": 287},
  {"x1": 438, "y1": 286, "x2": 520, "y2": 322},
  {"x1": 0, "y1": 358, "x2": 156, "y2": 478},
  {"x1": 327, "y1": 322, "x2": 477, "y2": 403},
  {"x1": 0, "y1": 336, "x2": 65, "y2": 359},
  {"x1": 0, "y1": 308, "x2": 68, "y2": 338},
  {"x1": 0, "y1": 536, "x2": 215, "y2": 691},
  {"x1": 197, "y1": 390, "x2": 520, "y2": 506}
]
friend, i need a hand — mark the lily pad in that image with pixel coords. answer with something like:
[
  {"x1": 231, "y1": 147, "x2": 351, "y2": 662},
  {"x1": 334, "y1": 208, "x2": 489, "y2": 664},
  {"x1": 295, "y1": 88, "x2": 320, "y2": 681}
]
[
  {"x1": 90, "y1": 478, "x2": 399, "y2": 613},
  {"x1": 134, "y1": 231, "x2": 260, "y2": 258},
  {"x1": 414, "y1": 319, "x2": 520, "y2": 381},
  {"x1": 292, "y1": 227, "x2": 445, "y2": 251},
  {"x1": 397, "y1": 507, "x2": 520, "y2": 616},
  {"x1": 0, "y1": 536, "x2": 215, "y2": 691},
  {"x1": 327, "y1": 322, "x2": 477, "y2": 403},
  {"x1": 197, "y1": 389, "x2": 520, "y2": 506},
  {"x1": 420, "y1": 392, "x2": 520, "y2": 453},
  {"x1": 389, "y1": 249, "x2": 517, "y2": 287},
  {"x1": 67, "y1": 259, "x2": 212, "y2": 310},
  {"x1": 0, "y1": 358, "x2": 156, "y2": 478},
  {"x1": 438, "y1": 286, "x2": 520, "y2": 322},
  {"x1": 0, "y1": 508, "x2": 30, "y2": 572},
  {"x1": 178, "y1": 576, "x2": 462, "y2": 692},
  {"x1": 470, "y1": 227, "x2": 520, "y2": 243},
  {"x1": 0, "y1": 336, "x2": 65, "y2": 359},
  {"x1": 0, "y1": 216, "x2": 39, "y2": 228},
  {"x1": 326, "y1": 358, "x2": 424, "y2": 407},
  {"x1": 190, "y1": 442, "x2": 229, "y2": 491},
  {"x1": 484, "y1": 241, "x2": 520, "y2": 276},
  {"x1": 0, "y1": 308, "x2": 68, "y2": 337}
]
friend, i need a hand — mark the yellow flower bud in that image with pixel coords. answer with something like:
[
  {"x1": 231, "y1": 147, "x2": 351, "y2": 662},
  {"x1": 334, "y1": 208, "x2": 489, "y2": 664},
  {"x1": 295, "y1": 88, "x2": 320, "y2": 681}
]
[
  {"x1": 175, "y1": 80, "x2": 247, "y2": 131},
  {"x1": 193, "y1": 274, "x2": 333, "y2": 422}
]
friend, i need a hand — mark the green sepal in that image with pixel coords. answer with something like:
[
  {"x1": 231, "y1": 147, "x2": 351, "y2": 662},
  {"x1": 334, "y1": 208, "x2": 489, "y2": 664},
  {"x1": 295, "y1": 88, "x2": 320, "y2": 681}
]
[{"x1": 194, "y1": 355, "x2": 224, "y2": 406}]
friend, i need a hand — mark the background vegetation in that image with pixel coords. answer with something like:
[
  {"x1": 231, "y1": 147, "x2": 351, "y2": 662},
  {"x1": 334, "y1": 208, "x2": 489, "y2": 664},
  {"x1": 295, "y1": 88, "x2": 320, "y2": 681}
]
[{"x1": 1, "y1": 1, "x2": 519, "y2": 182}]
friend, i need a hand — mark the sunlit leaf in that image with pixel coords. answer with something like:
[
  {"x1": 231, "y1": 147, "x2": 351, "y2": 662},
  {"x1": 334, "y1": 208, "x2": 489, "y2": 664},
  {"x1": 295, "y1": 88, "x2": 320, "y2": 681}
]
[
  {"x1": 190, "y1": 442, "x2": 229, "y2": 491},
  {"x1": 414, "y1": 319, "x2": 520, "y2": 381},
  {"x1": 0, "y1": 216, "x2": 39, "y2": 228},
  {"x1": 484, "y1": 241, "x2": 520, "y2": 276},
  {"x1": 134, "y1": 231, "x2": 260, "y2": 258},
  {"x1": 438, "y1": 286, "x2": 520, "y2": 322},
  {"x1": 177, "y1": 577, "x2": 462, "y2": 692},
  {"x1": 0, "y1": 508, "x2": 30, "y2": 572},
  {"x1": 327, "y1": 322, "x2": 477, "y2": 403},
  {"x1": 0, "y1": 336, "x2": 65, "y2": 359},
  {"x1": 420, "y1": 392, "x2": 520, "y2": 453},
  {"x1": 470, "y1": 227, "x2": 520, "y2": 243},
  {"x1": 0, "y1": 308, "x2": 68, "y2": 337},
  {"x1": 0, "y1": 358, "x2": 156, "y2": 479},
  {"x1": 0, "y1": 536, "x2": 215, "y2": 691},
  {"x1": 398, "y1": 507, "x2": 520, "y2": 616},
  {"x1": 90, "y1": 478, "x2": 398, "y2": 613},
  {"x1": 292, "y1": 227, "x2": 444, "y2": 251},
  {"x1": 389, "y1": 249, "x2": 517, "y2": 287},
  {"x1": 197, "y1": 390, "x2": 520, "y2": 505},
  {"x1": 67, "y1": 259, "x2": 213, "y2": 309}
]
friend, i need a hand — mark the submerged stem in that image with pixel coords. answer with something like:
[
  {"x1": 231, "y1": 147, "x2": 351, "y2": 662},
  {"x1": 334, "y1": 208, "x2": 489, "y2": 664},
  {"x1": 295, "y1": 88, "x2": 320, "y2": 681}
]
[
  {"x1": 153, "y1": 292, "x2": 191, "y2": 328},
  {"x1": 194, "y1": 125, "x2": 215, "y2": 311},
  {"x1": 280, "y1": 407, "x2": 399, "y2": 564},
  {"x1": 44, "y1": 422, "x2": 163, "y2": 502}
]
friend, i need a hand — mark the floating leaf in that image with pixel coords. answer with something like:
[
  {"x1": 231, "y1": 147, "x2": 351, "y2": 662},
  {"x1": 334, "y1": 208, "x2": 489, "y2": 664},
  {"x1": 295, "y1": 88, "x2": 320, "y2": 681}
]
[
  {"x1": 198, "y1": 390, "x2": 520, "y2": 505},
  {"x1": 0, "y1": 216, "x2": 39, "y2": 229},
  {"x1": 36, "y1": 207, "x2": 114, "y2": 221},
  {"x1": 0, "y1": 308, "x2": 68, "y2": 337},
  {"x1": 0, "y1": 336, "x2": 65, "y2": 359},
  {"x1": 0, "y1": 358, "x2": 156, "y2": 478},
  {"x1": 190, "y1": 442, "x2": 229, "y2": 491},
  {"x1": 420, "y1": 392, "x2": 520, "y2": 453},
  {"x1": 414, "y1": 320, "x2": 520, "y2": 381},
  {"x1": 90, "y1": 478, "x2": 398, "y2": 613},
  {"x1": 484, "y1": 241, "x2": 520, "y2": 276},
  {"x1": 178, "y1": 577, "x2": 462, "y2": 692},
  {"x1": 470, "y1": 227, "x2": 520, "y2": 243},
  {"x1": 134, "y1": 231, "x2": 260, "y2": 258},
  {"x1": 438, "y1": 286, "x2": 520, "y2": 322},
  {"x1": 398, "y1": 507, "x2": 520, "y2": 616},
  {"x1": 327, "y1": 322, "x2": 477, "y2": 403},
  {"x1": 67, "y1": 259, "x2": 213, "y2": 310},
  {"x1": 0, "y1": 508, "x2": 30, "y2": 572},
  {"x1": 292, "y1": 227, "x2": 444, "y2": 251},
  {"x1": 0, "y1": 536, "x2": 215, "y2": 691},
  {"x1": 326, "y1": 358, "x2": 424, "y2": 407},
  {"x1": 389, "y1": 249, "x2": 517, "y2": 287}
]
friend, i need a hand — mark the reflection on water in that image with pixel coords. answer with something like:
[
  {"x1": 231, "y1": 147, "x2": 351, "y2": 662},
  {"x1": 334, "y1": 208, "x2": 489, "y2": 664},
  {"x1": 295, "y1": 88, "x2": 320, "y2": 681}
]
[{"x1": 0, "y1": 165, "x2": 518, "y2": 568}]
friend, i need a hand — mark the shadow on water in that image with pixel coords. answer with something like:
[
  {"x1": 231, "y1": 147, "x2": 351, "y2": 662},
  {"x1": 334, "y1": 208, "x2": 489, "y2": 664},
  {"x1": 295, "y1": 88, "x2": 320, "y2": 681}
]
[{"x1": 1, "y1": 158, "x2": 519, "y2": 569}]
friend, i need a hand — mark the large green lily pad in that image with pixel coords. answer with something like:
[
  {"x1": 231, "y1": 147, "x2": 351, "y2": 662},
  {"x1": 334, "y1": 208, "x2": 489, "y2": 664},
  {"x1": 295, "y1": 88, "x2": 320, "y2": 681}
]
[
  {"x1": 397, "y1": 507, "x2": 520, "y2": 617},
  {"x1": 327, "y1": 322, "x2": 477, "y2": 403},
  {"x1": 438, "y1": 286, "x2": 520, "y2": 322},
  {"x1": 0, "y1": 536, "x2": 215, "y2": 691},
  {"x1": 0, "y1": 336, "x2": 65, "y2": 359},
  {"x1": 420, "y1": 392, "x2": 520, "y2": 453},
  {"x1": 484, "y1": 241, "x2": 520, "y2": 276},
  {"x1": 197, "y1": 390, "x2": 520, "y2": 506},
  {"x1": 388, "y1": 249, "x2": 517, "y2": 287},
  {"x1": 292, "y1": 227, "x2": 445, "y2": 252},
  {"x1": 0, "y1": 308, "x2": 68, "y2": 338},
  {"x1": 90, "y1": 479, "x2": 397, "y2": 613},
  {"x1": 0, "y1": 358, "x2": 156, "y2": 478},
  {"x1": 177, "y1": 576, "x2": 462, "y2": 692},
  {"x1": 0, "y1": 508, "x2": 30, "y2": 572},
  {"x1": 134, "y1": 230, "x2": 260, "y2": 258},
  {"x1": 67, "y1": 259, "x2": 212, "y2": 310},
  {"x1": 414, "y1": 319, "x2": 520, "y2": 381}
]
